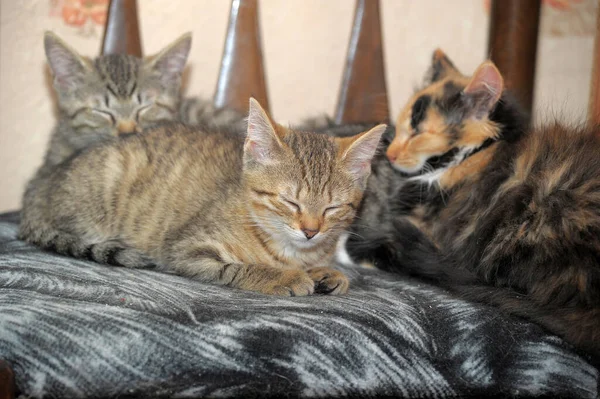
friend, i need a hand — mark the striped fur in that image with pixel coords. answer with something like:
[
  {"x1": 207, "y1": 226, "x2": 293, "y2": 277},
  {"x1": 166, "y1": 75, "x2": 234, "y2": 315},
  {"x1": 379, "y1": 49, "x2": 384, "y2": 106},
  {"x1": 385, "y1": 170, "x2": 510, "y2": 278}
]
[
  {"x1": 345, "y1": 50, "x2": 600, "y2": 359},
  {"x1": 20, "y1": 99, "x2": 386, "y2": 296},
  {"x1": 42, "y1": 32, "x2": 191, "y2": 171},
  {"x1": 42, "y1": 32, "x2": 246, "y2": 174}
]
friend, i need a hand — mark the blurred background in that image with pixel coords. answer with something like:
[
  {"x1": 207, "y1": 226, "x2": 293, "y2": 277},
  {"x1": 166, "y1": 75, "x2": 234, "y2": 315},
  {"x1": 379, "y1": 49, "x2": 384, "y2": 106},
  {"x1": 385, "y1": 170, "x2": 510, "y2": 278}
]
[{"x1": 0, "y1": 0, "x2": 597, "y2": 212}]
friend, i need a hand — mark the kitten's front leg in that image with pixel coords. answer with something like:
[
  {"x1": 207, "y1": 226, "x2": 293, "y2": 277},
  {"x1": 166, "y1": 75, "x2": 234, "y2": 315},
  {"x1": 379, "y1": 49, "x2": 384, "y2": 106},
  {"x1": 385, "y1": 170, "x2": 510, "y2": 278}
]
[
  {"x1": 235, "y1": 264, "x2": 315, "y2": 296},
  {"x1": 306, "y1": 267, "x2": 349, "y2": 295},
  {"x1": 171, "y1": 251, "x2": 315, "y2": 296}
]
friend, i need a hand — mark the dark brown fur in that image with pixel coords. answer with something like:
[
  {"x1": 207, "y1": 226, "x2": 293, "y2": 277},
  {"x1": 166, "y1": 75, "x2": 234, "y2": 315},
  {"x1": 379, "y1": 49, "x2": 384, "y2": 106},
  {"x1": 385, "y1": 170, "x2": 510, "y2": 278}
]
[{"x1": 348, "y1": 51, "x2": 600, "y2": 359}]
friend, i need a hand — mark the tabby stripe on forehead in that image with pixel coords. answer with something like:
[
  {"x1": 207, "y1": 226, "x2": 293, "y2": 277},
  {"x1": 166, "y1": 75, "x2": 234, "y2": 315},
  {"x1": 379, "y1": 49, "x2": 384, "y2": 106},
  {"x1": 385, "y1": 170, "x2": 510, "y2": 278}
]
[
  {"x1": 317, "y1": 159, "x2": 334, "y2": 200},
  {"x1": 115, "y1": 58, "x2": 128, "y2": 96},
  {"x1": 298, "y1": 154, "x2": 310, "y2": 189},
  {"x1": 94, "y1": 59, "x2": 107, "y2": 80},
  {"x1": 124, "y1": 60, "x2": 138, "y2": 97},
  {"x1": 106, "y1": 84, "x2": 119, "y2": 98},
  {"x1": 129, "y1": 81, "x2": 137, "y2": 97}
]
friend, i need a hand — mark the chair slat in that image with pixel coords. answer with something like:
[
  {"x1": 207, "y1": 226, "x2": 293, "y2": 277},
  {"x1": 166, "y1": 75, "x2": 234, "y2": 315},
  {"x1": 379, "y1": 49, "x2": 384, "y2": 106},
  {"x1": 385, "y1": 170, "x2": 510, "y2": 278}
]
[
  {"x1": 488, "y1": 0, "x2": 541, "y2": 116},
  {"x1": 0, "y1": 360, "x2": 15, "y2": 399},
  {"x1": 589, "y1": 7, "x2": 600, "y2": 125},
  {"x1": 334, "y1": 0, "x2": 389, "y2": 125},
  {"x1": 214, "y1": 0, "x2": 269, "y2": 114},
  {"x1": 101, "y1": 0, "x2": 143, "y2": 56}
]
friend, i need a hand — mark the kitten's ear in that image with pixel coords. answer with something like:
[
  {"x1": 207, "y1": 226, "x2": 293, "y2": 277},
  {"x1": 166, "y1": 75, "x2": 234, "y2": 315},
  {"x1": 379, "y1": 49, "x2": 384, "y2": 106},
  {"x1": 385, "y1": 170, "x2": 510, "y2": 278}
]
[
  {"x1": 244, "y1": 98, "x2": 285, "y2": 165},
  {"x1": 463, "y1": 61, "x2": 504, "y2": 118},
  {"x1": 426, "y1": 49, "x2": 461, "y2": 83},
  {"x1": 339, "y1": 124, "x2": 387, "y2": 184},
  {"x1": 146, "y1": 32, "x2": 192, "y2": 84},
  {"x1": 44, "y1": 31, "x2": 92, "y2": 90}
]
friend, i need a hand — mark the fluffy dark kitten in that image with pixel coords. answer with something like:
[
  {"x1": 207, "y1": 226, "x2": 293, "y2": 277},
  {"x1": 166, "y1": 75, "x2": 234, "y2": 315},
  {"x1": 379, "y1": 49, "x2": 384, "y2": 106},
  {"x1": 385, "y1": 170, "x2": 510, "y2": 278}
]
[{"x1": 345, "y1": 50, "x2": 600, "y2": 359}]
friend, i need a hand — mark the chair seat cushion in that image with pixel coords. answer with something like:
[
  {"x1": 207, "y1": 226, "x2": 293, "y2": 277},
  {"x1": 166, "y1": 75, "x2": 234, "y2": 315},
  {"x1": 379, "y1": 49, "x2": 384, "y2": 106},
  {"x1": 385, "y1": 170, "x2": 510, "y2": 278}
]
[{"x1": 0, "y1": 212, "x2": 597, "y2": 398}]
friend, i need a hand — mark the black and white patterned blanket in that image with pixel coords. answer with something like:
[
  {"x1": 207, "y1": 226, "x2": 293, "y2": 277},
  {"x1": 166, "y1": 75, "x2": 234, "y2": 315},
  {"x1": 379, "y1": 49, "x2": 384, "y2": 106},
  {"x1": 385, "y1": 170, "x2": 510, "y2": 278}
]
[{"x1": 0, "y1": 212, "x2": 598, "y2": 398}]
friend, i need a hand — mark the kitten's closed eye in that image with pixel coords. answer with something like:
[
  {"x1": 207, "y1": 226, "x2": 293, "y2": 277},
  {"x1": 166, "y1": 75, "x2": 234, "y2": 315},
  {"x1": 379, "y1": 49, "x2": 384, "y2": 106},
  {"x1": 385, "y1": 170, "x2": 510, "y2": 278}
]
[
  {"x1": 92, "y1": 109, "x2": 116, "y2": 125},
  {"x1": 281, "y1": 197, "x2": 300, "y2": 212},
  {"x1": 323, "y1": 206, "x2": 341, "y2": 216},
  {"x1": 137, "y1": 103, "x2": 177, "y2": 125},
  {"x1": 135, "y1": 105, "x2": 152, "y2": 121}
]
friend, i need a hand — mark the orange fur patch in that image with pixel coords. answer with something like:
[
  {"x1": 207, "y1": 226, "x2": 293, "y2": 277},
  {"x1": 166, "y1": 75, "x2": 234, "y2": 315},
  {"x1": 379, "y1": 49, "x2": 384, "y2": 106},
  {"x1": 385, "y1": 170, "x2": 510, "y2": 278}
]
[{"x1": 439, "y1": 144, "x2": 498, "y2": 189}]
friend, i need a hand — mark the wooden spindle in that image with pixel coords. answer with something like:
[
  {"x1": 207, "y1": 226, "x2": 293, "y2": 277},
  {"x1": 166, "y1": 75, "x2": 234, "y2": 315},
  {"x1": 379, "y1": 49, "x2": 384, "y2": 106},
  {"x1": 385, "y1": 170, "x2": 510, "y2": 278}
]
[
  {"x1": 101, "y1": 0, "x2": 143, "y2": 56},
  {"x1": 589, "y1": 4, "x2": 600, "y2": 125},
  {"x1": 214, "y1": 0, "x2": 269, "y2": 114},
  {"x1": 335, "y1": 0, "x2": 389, "y2": 124},
  {"x1": 488, "y1": 0, "x2": 541, "y2": 115},
  {"x1": 0, "y1": 360, "x2": 15, "y2": 399}
]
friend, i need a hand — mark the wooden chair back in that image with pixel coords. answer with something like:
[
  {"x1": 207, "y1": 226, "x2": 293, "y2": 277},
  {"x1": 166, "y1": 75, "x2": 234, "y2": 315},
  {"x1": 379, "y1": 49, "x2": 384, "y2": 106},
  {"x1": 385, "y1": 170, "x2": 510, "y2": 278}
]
[{"x1": 99, "y1": 0, "x2": 598, "y2": 124}]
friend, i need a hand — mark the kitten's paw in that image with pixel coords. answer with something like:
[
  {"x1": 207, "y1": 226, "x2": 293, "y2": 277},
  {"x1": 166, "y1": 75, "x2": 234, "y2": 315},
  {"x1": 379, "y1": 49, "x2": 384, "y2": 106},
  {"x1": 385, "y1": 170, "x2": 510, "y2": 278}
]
[
  {"x1": 263, "y1": 270, "x2": 315, "y2": 297},
  {"x1": 90, "y1": 241, "x2": 156, "y2": 268},
  {"x1": 307, "y1": 267, "x2": 349, "y2": 295}
]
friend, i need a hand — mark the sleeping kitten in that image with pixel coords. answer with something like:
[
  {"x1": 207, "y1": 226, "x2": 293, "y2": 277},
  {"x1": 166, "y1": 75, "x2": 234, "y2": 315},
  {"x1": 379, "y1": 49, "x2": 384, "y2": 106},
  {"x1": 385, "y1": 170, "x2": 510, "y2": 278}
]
[
  {"x1": 347, "y1": 50, "x2": 600, "y2": 357},
  {"x1": 19, "y1": 98, "x2": 386, "y2": 296},
  {"x1": 42, "y1": 32, "x2": 245, "y2": 172}
]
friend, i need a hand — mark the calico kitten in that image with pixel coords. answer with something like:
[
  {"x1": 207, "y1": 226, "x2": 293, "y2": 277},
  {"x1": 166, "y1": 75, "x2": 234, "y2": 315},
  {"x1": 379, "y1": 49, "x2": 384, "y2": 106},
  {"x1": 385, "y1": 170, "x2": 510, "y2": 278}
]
[
  {"x1": 19, "y1": 98, "x2": 386, "y2": 296},
  {"x1": 347, "y1": 50, "x2": 600, "y2": 357},
  {"x1": 42, "y1": 32, "x2": 245, "y2": 172}
]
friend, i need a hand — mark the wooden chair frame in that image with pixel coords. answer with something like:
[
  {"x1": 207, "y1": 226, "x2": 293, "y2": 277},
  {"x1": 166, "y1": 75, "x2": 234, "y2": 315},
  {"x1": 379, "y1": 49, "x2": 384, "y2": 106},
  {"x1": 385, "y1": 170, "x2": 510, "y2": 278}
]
[
  {"x1": 94, "y1": 0, "x2": 599, "y2": 123},
  {"x1": 96, "y1": 0, "x2": 598, "y2": 124}
]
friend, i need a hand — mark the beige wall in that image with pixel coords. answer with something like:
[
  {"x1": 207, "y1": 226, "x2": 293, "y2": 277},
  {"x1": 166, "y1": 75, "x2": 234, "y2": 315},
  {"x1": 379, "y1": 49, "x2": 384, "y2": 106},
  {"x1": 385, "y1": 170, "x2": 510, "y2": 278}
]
[{"x1": 0, "y1": 0, "x2": 596, "y2": 212}]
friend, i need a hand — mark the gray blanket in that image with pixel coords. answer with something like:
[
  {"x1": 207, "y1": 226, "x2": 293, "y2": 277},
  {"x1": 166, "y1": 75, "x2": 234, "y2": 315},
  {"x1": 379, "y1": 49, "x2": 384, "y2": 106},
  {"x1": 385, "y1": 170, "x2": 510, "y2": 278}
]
[{"x1": 0, "y1": 212, "x2": 597, "y2": 398}]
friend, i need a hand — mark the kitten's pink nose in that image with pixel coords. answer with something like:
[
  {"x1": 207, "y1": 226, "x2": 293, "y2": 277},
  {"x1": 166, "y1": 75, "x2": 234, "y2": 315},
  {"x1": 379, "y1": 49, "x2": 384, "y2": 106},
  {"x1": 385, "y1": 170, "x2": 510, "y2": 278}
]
[
  {"x1": 301, "y1": 228, "x2": 319, "y2": 240},
  {"x1": 386, "y1": 151, "x2": 397, "y2": 163}
]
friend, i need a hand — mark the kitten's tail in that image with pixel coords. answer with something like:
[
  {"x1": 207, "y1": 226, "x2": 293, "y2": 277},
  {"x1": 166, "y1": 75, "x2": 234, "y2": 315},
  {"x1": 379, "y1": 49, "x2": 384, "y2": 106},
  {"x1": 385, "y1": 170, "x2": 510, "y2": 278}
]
[{"x1": 451, "y1": 285, "x2": 600, "y2": 360}]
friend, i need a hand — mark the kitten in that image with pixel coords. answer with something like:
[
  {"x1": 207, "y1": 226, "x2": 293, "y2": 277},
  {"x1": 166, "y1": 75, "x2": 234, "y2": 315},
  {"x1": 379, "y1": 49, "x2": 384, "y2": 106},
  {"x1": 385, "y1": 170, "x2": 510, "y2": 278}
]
[
  {"x1": 42, "y1": 32, "x2": 245, "y2": 172},
  {"x1": 346, "y1": 50, "x2": 600, "y2": 357},
  {"x1": 42, "y1": 31, "x2": 191, "y2": 170},
  {"x1": 19, "y1": 98, "x2": 386, "y2": 296}
]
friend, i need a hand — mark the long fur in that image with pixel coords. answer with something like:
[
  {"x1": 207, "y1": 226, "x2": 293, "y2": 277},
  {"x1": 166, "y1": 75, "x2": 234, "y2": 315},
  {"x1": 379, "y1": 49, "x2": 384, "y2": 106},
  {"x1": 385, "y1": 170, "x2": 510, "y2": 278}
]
[{"x1": 345, "y1": 52, "x2": 600, "y2": 361}]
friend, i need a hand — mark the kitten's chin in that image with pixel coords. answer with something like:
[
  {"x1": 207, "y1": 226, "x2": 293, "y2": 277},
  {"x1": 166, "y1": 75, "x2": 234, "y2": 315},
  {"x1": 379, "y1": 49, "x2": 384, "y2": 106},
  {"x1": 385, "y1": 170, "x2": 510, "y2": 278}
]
[
  {"x1": 286, "y1": 231, "x2": 327, "y2": 249},
  {"x1": 291, "y1": 237, "x2": 322, "y2": 249},
  {"x1": 390, "y1": 161, "x2": 425, "y2": 175}
]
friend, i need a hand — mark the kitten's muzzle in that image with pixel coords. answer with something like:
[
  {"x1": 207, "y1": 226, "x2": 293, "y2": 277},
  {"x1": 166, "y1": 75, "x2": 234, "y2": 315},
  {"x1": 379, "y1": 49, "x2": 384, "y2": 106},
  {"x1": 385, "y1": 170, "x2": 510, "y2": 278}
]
[
  {"x1": 301, "y1": 228, "x2": 319, "y2": 240},
  {"x1": 117, "y1": 120, "x2": 139, "y2": 135}
]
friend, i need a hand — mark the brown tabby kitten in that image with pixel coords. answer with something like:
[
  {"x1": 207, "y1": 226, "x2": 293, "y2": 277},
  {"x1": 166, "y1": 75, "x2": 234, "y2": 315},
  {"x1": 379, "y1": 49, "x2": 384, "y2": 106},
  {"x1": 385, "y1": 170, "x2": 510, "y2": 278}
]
[
  {"x1": 352, "y1": 50, "x2": 600, "y2": 357},
  {"x1": 42, "y1": 32, "x2": 191, "y2": 170},
  {"x1": 42, "y1": 32, "x2": 245, "y2": 172},
  {"x1": 19, "y1": 99, "x2": 386, "y2": 296}
]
